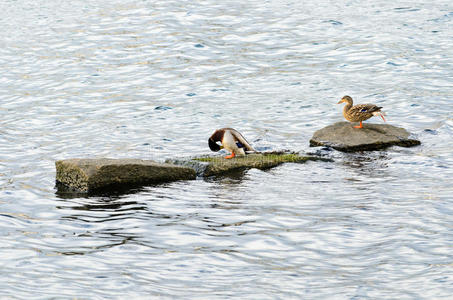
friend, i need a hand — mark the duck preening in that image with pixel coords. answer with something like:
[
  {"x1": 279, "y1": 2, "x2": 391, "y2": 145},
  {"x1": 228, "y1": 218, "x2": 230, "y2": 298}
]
[
  {"x1": 337, "y1": 95, "x2": 386, "y2": 128},
  {"x1": 208, "y1": 128, "x2": 255, "y2": 159}
]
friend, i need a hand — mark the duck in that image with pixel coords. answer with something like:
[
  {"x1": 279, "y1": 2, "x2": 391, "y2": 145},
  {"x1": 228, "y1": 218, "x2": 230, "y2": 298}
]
[
  {"x1": 208, "y1": 128, "x2": 255, "y2": 159},
  {"x1": 337, "y1": 95, "x2": 386, "y2": 128}
]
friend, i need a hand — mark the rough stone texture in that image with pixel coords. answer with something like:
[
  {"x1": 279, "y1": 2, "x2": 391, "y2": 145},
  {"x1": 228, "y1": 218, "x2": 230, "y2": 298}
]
[
  {"x1": 55, "y1": 158, "x2": 196, "y2": 193},
  {"x1": 167, "y1": 152, "x2": 329, "y2": 177},
  {"x1": 309, "y1": 122, "x2": 421, "y2": 152}
]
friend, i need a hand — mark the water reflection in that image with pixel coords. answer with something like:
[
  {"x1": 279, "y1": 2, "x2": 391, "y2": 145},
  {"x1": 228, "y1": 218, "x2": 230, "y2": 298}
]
[
  {"x1": 54, "y1": 197, "x2": 150, "y2": 255},
  {"x1": 204, "y1": 169, "x2": 249, "y2": 183},
  {"x1": 57, "y1": 198, "x2": 147, "y2": 215},
  {"x1": 340, "y1": 151, "x2": 390, "y2": 178},
  {"x1": 56, "y1": 182, "x2": 165, "y2": 199}
]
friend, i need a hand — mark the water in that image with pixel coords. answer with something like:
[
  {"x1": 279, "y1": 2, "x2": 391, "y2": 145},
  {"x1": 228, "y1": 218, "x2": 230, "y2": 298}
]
[{"x1": 1, "y1": 0, "x2": 452, "y2": 298}]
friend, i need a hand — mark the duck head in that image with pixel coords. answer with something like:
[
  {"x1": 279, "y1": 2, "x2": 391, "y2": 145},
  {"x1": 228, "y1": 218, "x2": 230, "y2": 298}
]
[
  {"x1": 208, "y1": 138, "x2": 223, "y2": 152},
  {"x1": 337, "y1": 95, "x2": 353, "y2": 105},
  {"x1": 208, "y1": 129, "x2": 225, "y2": 152}
]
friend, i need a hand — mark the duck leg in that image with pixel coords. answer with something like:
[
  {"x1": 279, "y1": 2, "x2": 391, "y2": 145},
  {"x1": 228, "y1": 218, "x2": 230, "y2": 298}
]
[
  {"x1": 224, "y1": 152, "x2": 235, "y2": 159},
  {"x1": 353, "y1": 121, "x2": 363, "y2": 128}
]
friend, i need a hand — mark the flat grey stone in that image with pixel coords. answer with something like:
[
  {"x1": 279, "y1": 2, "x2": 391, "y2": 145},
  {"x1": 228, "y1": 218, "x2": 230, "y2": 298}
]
[
  {"x1": 55, "y1": 158, "x2": 196, "y2": 193},
  {"x1": 309, "y1": 122, "x2": 421, "y2": 152}
]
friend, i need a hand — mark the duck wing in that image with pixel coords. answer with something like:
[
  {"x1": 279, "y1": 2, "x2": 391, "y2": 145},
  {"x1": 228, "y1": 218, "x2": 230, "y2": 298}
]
[
  {"x1": 229, "y1": 129, "x2": 255, "y2": 152},
  {"x1": 347, "y1": 104, "x2": 382, "y2": 120},
  {"x1": 353, "y1": 104, "x2": 382, "y2": 113}
]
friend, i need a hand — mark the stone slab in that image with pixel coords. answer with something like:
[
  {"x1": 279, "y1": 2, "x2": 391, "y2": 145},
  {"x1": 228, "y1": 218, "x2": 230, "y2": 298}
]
[
  {"x1": 309, "y1": 122, "x2": 421, "y2": 152},
  {"x1": 55, "y1": 158, "x2": 196, "y2": 193}
]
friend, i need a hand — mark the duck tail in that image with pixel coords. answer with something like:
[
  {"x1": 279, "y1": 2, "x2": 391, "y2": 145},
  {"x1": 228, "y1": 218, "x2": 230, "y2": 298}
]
[{"x1": 372, "y1": 111, "x2": 386, "y2": 122}]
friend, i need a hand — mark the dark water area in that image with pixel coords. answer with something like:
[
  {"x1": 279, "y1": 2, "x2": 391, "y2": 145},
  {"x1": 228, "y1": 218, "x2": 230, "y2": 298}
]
[{"x1": 1, "y1": 0, "x2": 452, "y2": 299}]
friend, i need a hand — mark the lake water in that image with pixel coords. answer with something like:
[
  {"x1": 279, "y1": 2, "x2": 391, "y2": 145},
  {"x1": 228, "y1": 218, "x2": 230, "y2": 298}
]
[{"x1": 1, "y1": 0, "x2": 452, "y2": 299}]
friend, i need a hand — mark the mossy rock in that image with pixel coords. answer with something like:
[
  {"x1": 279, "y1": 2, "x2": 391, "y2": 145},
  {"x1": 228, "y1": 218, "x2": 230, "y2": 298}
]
[{"x1": 167, "y1": 152, "x2": 330, "y2": 177}]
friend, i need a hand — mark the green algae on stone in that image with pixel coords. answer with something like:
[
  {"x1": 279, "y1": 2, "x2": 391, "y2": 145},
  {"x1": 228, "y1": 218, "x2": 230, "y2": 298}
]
[
  {"x1": 194, "y1": 153, "x2": 312, "y2": 163},
  {"x1": 188, "y1": 152, "x2": 328, "y2": 177}
]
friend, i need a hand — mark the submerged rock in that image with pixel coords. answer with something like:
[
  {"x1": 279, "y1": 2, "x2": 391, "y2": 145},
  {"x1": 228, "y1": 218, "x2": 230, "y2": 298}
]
[
  {"x1": 309, "y1": 122, "x2": 421, "y2": 152},
  {"x1": 55, "y1": 158, "x2": 196, "y2": 194},
  {"x1": 167, "y1": 152, "x2": 330, "y2": 177}
]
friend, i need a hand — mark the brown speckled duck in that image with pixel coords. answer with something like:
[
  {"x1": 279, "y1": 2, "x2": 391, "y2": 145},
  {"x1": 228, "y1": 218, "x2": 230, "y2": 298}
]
[
  {"x1": 208, "y1": 128, "x2": 255, "y2": 159},
  {"x1": 337, "y1": 95, "x2": 386, "y2": 128}
]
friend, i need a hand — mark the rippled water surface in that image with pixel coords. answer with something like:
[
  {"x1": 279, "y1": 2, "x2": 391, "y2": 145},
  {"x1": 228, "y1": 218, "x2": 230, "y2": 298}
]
[{"x1": 1, "y1": 0, "x2": 452, "y2": 298}]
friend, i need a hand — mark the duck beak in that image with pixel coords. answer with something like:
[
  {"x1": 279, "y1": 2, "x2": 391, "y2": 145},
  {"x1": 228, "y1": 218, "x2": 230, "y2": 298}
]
[{"x1": 337, "y1": 99, "x2": 343, "y2": 104}]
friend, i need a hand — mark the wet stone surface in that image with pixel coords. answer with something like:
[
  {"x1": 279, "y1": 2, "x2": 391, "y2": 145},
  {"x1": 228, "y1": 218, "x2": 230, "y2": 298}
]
[
  {"x1": 55, "y1": 158, "x2": 196, "y2": 194},
  {"x1": 309, "y1": 122, "x2": 421, "y2": 152}
]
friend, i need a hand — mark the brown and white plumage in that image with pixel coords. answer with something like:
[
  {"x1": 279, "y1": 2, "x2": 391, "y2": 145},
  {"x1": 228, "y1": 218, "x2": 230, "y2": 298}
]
[
  {"x1": 208, "y1": 128, "x2": 255, "y2": 159},
  {"x1": 337, "y1": 95, "x2": 386, "y2": 128}
]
